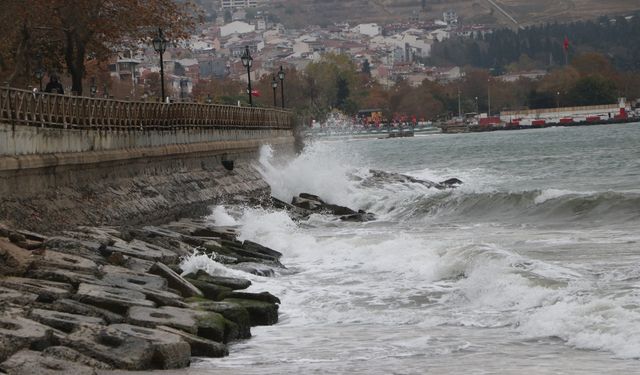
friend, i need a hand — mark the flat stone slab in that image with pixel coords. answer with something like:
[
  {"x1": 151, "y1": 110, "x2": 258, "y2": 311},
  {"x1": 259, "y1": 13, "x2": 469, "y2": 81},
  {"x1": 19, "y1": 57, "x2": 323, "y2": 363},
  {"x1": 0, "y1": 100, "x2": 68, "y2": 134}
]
[
  {"x1": 27, "y1": 267, "x2": 105, "y2": 287},
  {"x1": 0, "y1": 316, "x2": 54, "y2": 362},
  {"x1": 42, "y1": 346, "x2": 112, "y2": 370},
  {"x1": 185, "y1": 270, "x2": 251, "y2": 290},
  {"x1": 128, "y1": 306, "x2": 198, "y2": 334},
  {"x1": 74, "y1": 283, "x2": 155, "y2": 314},
  {"x1": 0, "y1": 277, "x2": 72, "y2": 303},
  {"x1": 106, "y1": 239, "x2": 178, "y2": 263},
  {"x1": 34, "y1": 251, "x2": 98, "y2": 273},
  {"x1": 223, "y1": 298, "x2": 279, "y2": 326},
  {"x1": 0, "y1": 350, "x2": 98, "y2": 375},
  {"x1": 101, "y1": 265, "x2": 168, "y2": 290},
  {"x1": 50, "y1": 299, "x2": 124, "y2": 324},
  {"x1": 185, "y1": 278, "x2": 232, "y2": 300},
  {"x1": 43, "y1": 237, "x2": 107, "y2": 264},
  {"x1": 63, "y1": 324, "x2": 190, "y2": 370},
  {"x1": 29, "y1": 308, "x2": 106, "y2": 333},
  {"x1": 157, "y1": 325, "x2": 228, "y2": 358},
  {"x1": 228, "y1": 262, "x2": 278, "y2": 277},
  {"x1": 242, "y1": 240, "x2": 283, "y2": 259},
  {"x1": 149, "y1": 262, "x2": 202, "y2": 298},
  {"x1": 0, "y1": 287, "x2": 38, "y2": 306}
]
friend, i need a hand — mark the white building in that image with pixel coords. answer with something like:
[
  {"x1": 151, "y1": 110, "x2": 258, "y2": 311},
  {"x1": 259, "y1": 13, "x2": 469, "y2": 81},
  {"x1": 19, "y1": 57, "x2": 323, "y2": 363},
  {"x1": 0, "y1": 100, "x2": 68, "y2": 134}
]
[
  {"x1": 221, "y1": 0, "x2": 259, "y2": 10},
  {"x1": 351, "y1": 23, "x2": 382, "y2": 37},
  {"x1": 220, "y1": 21, "x2": 256, "y2": 37}
]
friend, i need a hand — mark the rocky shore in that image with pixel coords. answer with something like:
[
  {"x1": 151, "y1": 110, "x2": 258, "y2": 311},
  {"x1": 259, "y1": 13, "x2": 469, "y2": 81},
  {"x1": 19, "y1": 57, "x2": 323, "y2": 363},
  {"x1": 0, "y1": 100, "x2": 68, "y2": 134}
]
[{"x1": 0, "y1": 218, "x2": 284, "y2": 374}]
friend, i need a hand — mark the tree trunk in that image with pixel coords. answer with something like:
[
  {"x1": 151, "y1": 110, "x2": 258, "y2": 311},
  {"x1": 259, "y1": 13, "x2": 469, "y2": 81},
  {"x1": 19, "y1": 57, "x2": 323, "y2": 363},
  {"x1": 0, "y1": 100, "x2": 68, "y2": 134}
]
[{"x1": 64, "y1": 30, "x2": 86, "y2": 95}]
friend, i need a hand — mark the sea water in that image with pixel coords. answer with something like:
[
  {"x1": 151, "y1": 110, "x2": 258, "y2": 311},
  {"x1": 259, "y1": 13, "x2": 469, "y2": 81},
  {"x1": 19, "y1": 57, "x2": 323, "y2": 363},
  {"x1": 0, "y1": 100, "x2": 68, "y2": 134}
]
[{"x1": 181, "y1": 123, "x2": 640, "y2": 374}]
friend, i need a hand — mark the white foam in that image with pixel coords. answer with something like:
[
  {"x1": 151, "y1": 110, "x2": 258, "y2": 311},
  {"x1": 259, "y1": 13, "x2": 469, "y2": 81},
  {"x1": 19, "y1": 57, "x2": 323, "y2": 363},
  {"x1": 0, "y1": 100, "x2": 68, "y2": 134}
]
[{"x1": 207, "y1": 205, "x2": 238, "y2": 226}]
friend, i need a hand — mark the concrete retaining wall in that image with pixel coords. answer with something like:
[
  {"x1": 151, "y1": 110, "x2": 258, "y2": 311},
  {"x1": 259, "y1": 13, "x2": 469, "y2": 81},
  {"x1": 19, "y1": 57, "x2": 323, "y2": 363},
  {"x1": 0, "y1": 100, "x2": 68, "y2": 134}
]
[
  {"x1": 0, "y1": 123, "x2": 292, "y2": 156},
  {"x1": 0, "y1": 123, "x2": 296, "y2": 232}
]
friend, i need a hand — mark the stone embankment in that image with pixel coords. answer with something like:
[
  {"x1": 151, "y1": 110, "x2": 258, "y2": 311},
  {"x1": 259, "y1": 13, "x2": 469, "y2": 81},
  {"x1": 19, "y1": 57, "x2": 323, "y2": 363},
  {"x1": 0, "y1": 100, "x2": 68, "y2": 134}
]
[{"x1": 0, "y1": 218, "x2": 284, "y2": 374}]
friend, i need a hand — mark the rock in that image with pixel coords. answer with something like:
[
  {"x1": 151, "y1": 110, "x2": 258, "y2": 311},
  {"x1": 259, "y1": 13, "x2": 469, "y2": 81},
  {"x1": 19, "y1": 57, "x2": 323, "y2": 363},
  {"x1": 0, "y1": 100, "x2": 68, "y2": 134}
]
[
  {"x1": 228, "y1": 262, "x2": 277, "y2": 277},
  {"x1": 156, "y1": 325, "x2": 228, "y2": 358},
  {"x1": 34, "y1": 251, "x2": 98, "y2": 273},
  {"x1": 366, "y1": 169, "x2": 444, "y2": 189},
  {"x1": 224, "y1": 291, "x2": 281, "y2": 305},
  {"x1": 0, "y1": 287, "x2": 38, "y2": 306},
  {"x1": 0, "y1": 350, "x2": 98, "y2": 375},
  {"x1": 0, "y1": 316, "x2": 54, "y2": 362},
  {"x1": 101, "y1": 265, "x2": 168, "y2": 290},
  {"x1": 440, "y1": 177, "x2": 463, "y2": 187},
  {"x1": 191, "y1": 310, "x2": 228, "y2": 343},
  {"x1": 291, "y1": 196, "x2": 322, "y2": 211},
  {"x1": 28, "y1": 308, "x2": 106, "y2": 333},
  {"x1": 149, "y1": 262, "x2": 203, "y2": 298},
  {"x1": 340, "y1": 211, "x2": 376, "y2": 222},
  {"x1": 104, "y1": 239, "x2": 178, "y2": 264},
  {"x1": 242, "y1": 240, "x2": 283, "y2": 259},
  {"x1": 13, "y1": 229, "x2": 47, "y2": 242},
  {"x1": 26, "y1": 267, "x2": 105, "y2": 288},
  {"x1": 63, "y1": 324, "x2": 190, "y2": 370},
  {"x1": 73, "y1": 283, "x2": 155, "y2": 314},
  {"x1": 221, "y1": 244, "x2": 280, "y2": 263},
  {"x1": 127, "y1": 306, "x2": 198, "y2": 334},
  {"x1": 223, "y1": 298, "x2": 279, "y2": 326},
  {"x1": 43, "y1": 237, "x2": 106, "y2": 264},
  {"x1": 185, "y1": 278, "x2": 232, "y2": 300},
  {"x1": 0, "y1": 277, "x2": 72, "y2": 303},
  {"x1": 50, "y1": 299, "x2": 124, "y2": 324},
  {"x1": 0, "y1": 238, "x2": 33, "y2": 276},
  {"x1": 42, "y1": 346, "x2": 112, "y2": 370},
  {"x1": 188, "y1": 300, "x2": 251, "y2": 339},
  {"x1": 299, "y1": 193, "x2": 325, "y2": 203},
  {"x1": 322, "y1": 203, "x2": 357, "y2": 216},
  {"x1": 185, "y1": 270, "x2": 251, "y2": 291},
  {"x1": 7, "y1": 233, "x2": 26, "y2": 245}
]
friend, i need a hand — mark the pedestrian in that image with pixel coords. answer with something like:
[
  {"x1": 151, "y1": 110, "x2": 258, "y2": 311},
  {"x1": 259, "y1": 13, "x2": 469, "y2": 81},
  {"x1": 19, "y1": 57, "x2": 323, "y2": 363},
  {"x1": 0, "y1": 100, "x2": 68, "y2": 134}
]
[{"x1": 44, "y1": 74, "x2": 64, "y2": 94}]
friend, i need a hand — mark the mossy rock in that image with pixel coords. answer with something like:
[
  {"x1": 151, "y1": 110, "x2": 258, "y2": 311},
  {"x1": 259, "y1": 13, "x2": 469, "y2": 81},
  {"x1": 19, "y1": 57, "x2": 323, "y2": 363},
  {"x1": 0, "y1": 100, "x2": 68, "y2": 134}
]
[
  {"x1": 187, "y1": 300, "x2": 251, "y2": 339},
  {"x1": 184, "y1": 270, "x2": 251, "y2": 291},
  {"x1": 185, "y1": 278, "x2": 232, "y2": 301},
  {"x1": 223, "y1": 298, "x2": 279, "y2": 326},
  {"x1": 194, "y1": 311, "x2": 226, "y2": 343}
]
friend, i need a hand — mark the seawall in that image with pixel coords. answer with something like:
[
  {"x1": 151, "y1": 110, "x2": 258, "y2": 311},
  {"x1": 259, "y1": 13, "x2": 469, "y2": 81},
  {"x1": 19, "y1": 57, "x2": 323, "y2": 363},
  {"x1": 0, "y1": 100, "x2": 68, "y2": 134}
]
[{"x1": 0, "y1": 123, "x2": 295, "y2": 233}]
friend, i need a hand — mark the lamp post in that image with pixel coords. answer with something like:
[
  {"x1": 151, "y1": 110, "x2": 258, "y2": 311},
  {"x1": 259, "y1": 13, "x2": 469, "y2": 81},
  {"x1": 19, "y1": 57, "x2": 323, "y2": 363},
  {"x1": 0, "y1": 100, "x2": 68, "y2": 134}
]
[
  {"x1": 103, "y1": 84, "x2": 109, "y2": 99},
  {"x1": 278, "y1": 65, "x2": 285, "y2": 108},
  {"x1": 271, "y1": 76, "x2": 278, "y2": 107},
  {"x1": 206, "y1": 94, "x2": 212, "y2": 104},
  {"x1": 487, "y1": 78, "x2": 491, "y2": 116},
  {"x1": 556, "y1": 91, "x2": 560, "y2": 108},
  {"x1": 240, "y1": 46, "x2": 253, "y2": 106},
  {"x1": 180, "y1": 78, "x2": 188, "y2": 102},
  {"x1": 475, "y1": 96, "x2": 479, "y2": 114},
  {"x1": 152, "y1": 28, "x2": 168, "y2": 102},
  {"x1": 34, "y1": 52, "x2": 44, "y2": 91}
]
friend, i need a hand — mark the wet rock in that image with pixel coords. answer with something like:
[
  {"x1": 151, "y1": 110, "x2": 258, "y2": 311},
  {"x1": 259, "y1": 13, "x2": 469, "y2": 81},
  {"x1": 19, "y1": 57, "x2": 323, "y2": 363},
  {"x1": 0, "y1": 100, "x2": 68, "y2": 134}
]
[
  {"x1": 228, "y1": 262, "x2": 277, "y2": 277},
  {"x1": 28, "y1": 309, "x2": 106, "y2": 333},
  {"x1": 156, "y1": 325, "x2": 228, "y2": 358},
  {"x1": 340, "y1": 211, "x2": 376, "y2": 222},
  {"x1": 149, "y1": 262, "x2": 203, "y2": 298},
  {"x1": 0, "y1": 350, "x2": 98, "y2": 375},
  {"x1": 0, "y1": 238, "x2": 33, "y2": 276},
  {"x1": 242, "y1": 240, "x2": 283, "y2": 259},
  {"x1": 224, "y1": 291, "x2": 281, "y2": 305},
  {"x1": 185, "y1": 278, "x2": 232, "y2": 300},
  {"x1": 0, "y1": 287, "x2": 38, "y2": 306},
  {"x1": 184, "y1": 270, "x2": 251, "y2": 291},
  {"x1": 127, "y1": 306, "x2": 198, "y2": 334},
  {"x1": 104, "y1": 239, "x2": 178, "y2": 264},
  {"x1": 291, "y1": 196, "x2": 323, "y2": 211},
  {"x1": 322, "y1": 203, "x2": 357, "y2": 216},
  {"x1": 192, "y1": 310, "x2": 228, "y2": 343},
  {"x1": 101, "y1": 265, "x2": 168, "y2": 290},
  {"x1": 42, "y1": 346, "x2": 112, "y2": 370},
  {"x1": 43, "y1": 237, "x2": 106, "y2": 264},
  {"x1": 0, "y1": 316, "x2": 55, "y2": 362},
  {"x1": 223, "y1": 298, "x2": 279, "y2": 326},
  {"x1": 73, "y1": 283, "x2": 155, "y2": 314},
  {"x1": 188, "y1": 300, "x2": 251, "y2": 339},
  {"x1": 0, "y1": 277, "x2": 72, "y2": 303},
  {"x1": 299, "y1": 193, "x2": 325, "y2": 202},
  {"x1": 63, "y1": 324, "x2": 190, "y2": 370},
  {"x1": 50, "y1": 299, "x2": 124, "y2": 324}
]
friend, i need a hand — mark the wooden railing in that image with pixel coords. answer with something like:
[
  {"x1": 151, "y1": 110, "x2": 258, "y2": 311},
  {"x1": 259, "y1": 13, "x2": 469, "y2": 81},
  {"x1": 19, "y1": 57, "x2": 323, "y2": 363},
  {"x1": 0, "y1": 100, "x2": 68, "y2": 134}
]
[{"x1": 0, "y1": 87, "x2": 294, "y2": 130}]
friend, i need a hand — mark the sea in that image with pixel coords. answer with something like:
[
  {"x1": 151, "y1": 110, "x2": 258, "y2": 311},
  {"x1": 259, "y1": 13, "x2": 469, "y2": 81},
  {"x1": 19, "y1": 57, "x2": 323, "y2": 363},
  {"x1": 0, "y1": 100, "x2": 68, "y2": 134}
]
[{"x1": 180, "y1": 123, "x2": 640, "y2": 374}]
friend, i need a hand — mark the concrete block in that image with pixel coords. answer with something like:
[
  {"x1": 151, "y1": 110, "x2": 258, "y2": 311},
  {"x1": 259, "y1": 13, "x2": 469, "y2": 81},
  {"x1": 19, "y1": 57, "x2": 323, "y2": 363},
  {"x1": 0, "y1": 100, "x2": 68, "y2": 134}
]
[
  {"x1": 73, "y1": 283, "x2": 155, "y2": 314},
  {"x1": 28, "y1": 308, "x2": 106, "y2": 333},
  {"x1": 0, "y1": 277, "x2": 72, "y2": 303}
]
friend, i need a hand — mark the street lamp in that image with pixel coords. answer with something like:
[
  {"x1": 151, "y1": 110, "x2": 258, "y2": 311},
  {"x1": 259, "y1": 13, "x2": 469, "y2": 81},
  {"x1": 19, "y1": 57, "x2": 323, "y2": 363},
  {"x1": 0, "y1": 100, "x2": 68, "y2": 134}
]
[
  {"x1": 89, "y1": 77, "x2": 97, "y2": 97},
  {"x1": 278, "y1": 65, "x2": 285, "y2": 108},
  {"x1": 206, "y1": 94, "x2": 212, "y2": 104},
  {"x1": 152, "y1": 28, "x2": 168, "y2": 102},
  {"x1": 475, "y1": 96, "x2": 479, "y2": 114},
  {"x1": 487, "y1": 78, "x2": 491, "y2": 116},
  {"x1": 180, "y1": 78, "x2": 188, "y2": 101},
  {"x1": 271, "y1": 76, "x2": 278, "y2": 107},
  {"x1": 240, "y1": 46, "x2": 253, "y2": 106},
  {"x1": 34, "y1": 52, "x2": 44, "y2": 91},
  {"x1": 103, "y1": 84, "x2": 109, "y2": 99},
  {"x1": 556, "y1": 91, "x2": 560, "y2": 108}
]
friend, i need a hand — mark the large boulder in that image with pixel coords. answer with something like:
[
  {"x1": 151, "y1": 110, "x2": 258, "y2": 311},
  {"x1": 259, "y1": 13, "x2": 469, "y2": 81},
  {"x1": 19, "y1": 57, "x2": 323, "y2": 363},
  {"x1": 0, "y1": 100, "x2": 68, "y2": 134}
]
[
  {"x1": 156, "y1": 325, "x2": 228, "y2": 358},
  {"x1": 50, "y1": 299, "x2": 124, "y2": 324},
  {"x1": 127, "y1": 306, "x2": 198, "y2": 334},
  {"x1": 184, "y1": 278, "x2": 232, "y2": 301},
  {"x1": 28, "y1": 309, "x2": 106, "y2": 333},
  {"x1": 33, "y1": 251, "x2": 98, "y2": 274},
  {"x1": 63, "y1": 324, "x2": 190, "y2": 370},
  {"x1": 223, "y1": 298, "x2": 279, "y2": 326},
  {"x1": 149, "y1": 262, "x2": 203, "y2": 298},
  {"x1": 184, "y1": 270, "x2": 251, "y2": 291},
  {"x1": 188, "y1": 300, "x2": 251, "y2": 339}
]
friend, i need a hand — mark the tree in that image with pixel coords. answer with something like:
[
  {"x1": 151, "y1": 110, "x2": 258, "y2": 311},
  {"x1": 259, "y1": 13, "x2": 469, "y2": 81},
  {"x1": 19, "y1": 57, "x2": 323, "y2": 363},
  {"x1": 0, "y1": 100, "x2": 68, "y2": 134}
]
[
  {"x1": 362, "y1": 59, "x2": 371, "y2": 76},
  {"x1": 1, "y1": 0, "x2": 198, "y2": 95},
  {"x1": 567, "y1": 76, "x2": 617, "y2": 106}
]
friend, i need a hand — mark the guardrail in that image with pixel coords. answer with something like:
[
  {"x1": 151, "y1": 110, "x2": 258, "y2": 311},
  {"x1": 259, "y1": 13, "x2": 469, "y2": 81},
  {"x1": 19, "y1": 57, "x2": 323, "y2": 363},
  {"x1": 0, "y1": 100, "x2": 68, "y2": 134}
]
[{"x1": 0, "y1": 87, "x2": 294, "y2": 130}]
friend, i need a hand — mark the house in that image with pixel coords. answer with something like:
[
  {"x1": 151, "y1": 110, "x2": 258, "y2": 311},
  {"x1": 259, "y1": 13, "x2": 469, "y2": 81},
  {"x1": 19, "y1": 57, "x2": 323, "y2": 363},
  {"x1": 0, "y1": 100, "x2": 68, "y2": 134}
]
[
  {"x1": 220, "y1": 21, "x2": 255, "y2": 37},
  {"x1": 352, "y1": 23, "x2": 382, "y2": 37}
]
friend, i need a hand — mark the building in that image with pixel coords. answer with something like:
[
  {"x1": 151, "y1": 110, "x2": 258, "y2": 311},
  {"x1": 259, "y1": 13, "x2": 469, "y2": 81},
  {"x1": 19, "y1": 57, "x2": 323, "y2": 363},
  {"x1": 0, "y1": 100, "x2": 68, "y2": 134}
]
[
  {"x1": 443, "y1": 10, "x2": 458, "y2": 26},
  {"x1": 221, "y1": 0, "x2": 259, "y2": 10},
  {"x1": 351, "y1": 23, "x2": 382, "y2": 37},
  {"x1": 220, "y1": 21, "x2": 256, "y2": 37}
]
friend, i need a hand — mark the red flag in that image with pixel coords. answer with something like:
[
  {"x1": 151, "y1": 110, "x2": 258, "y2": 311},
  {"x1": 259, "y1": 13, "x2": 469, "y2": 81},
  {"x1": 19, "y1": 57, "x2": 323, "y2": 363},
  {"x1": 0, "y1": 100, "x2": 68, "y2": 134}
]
[
  {"x1": 563, "y1": 36, "x2": 570, "y2": 52},
  {"x1": 251, "y1": 89, "x2": 260, "y2": 97}
]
